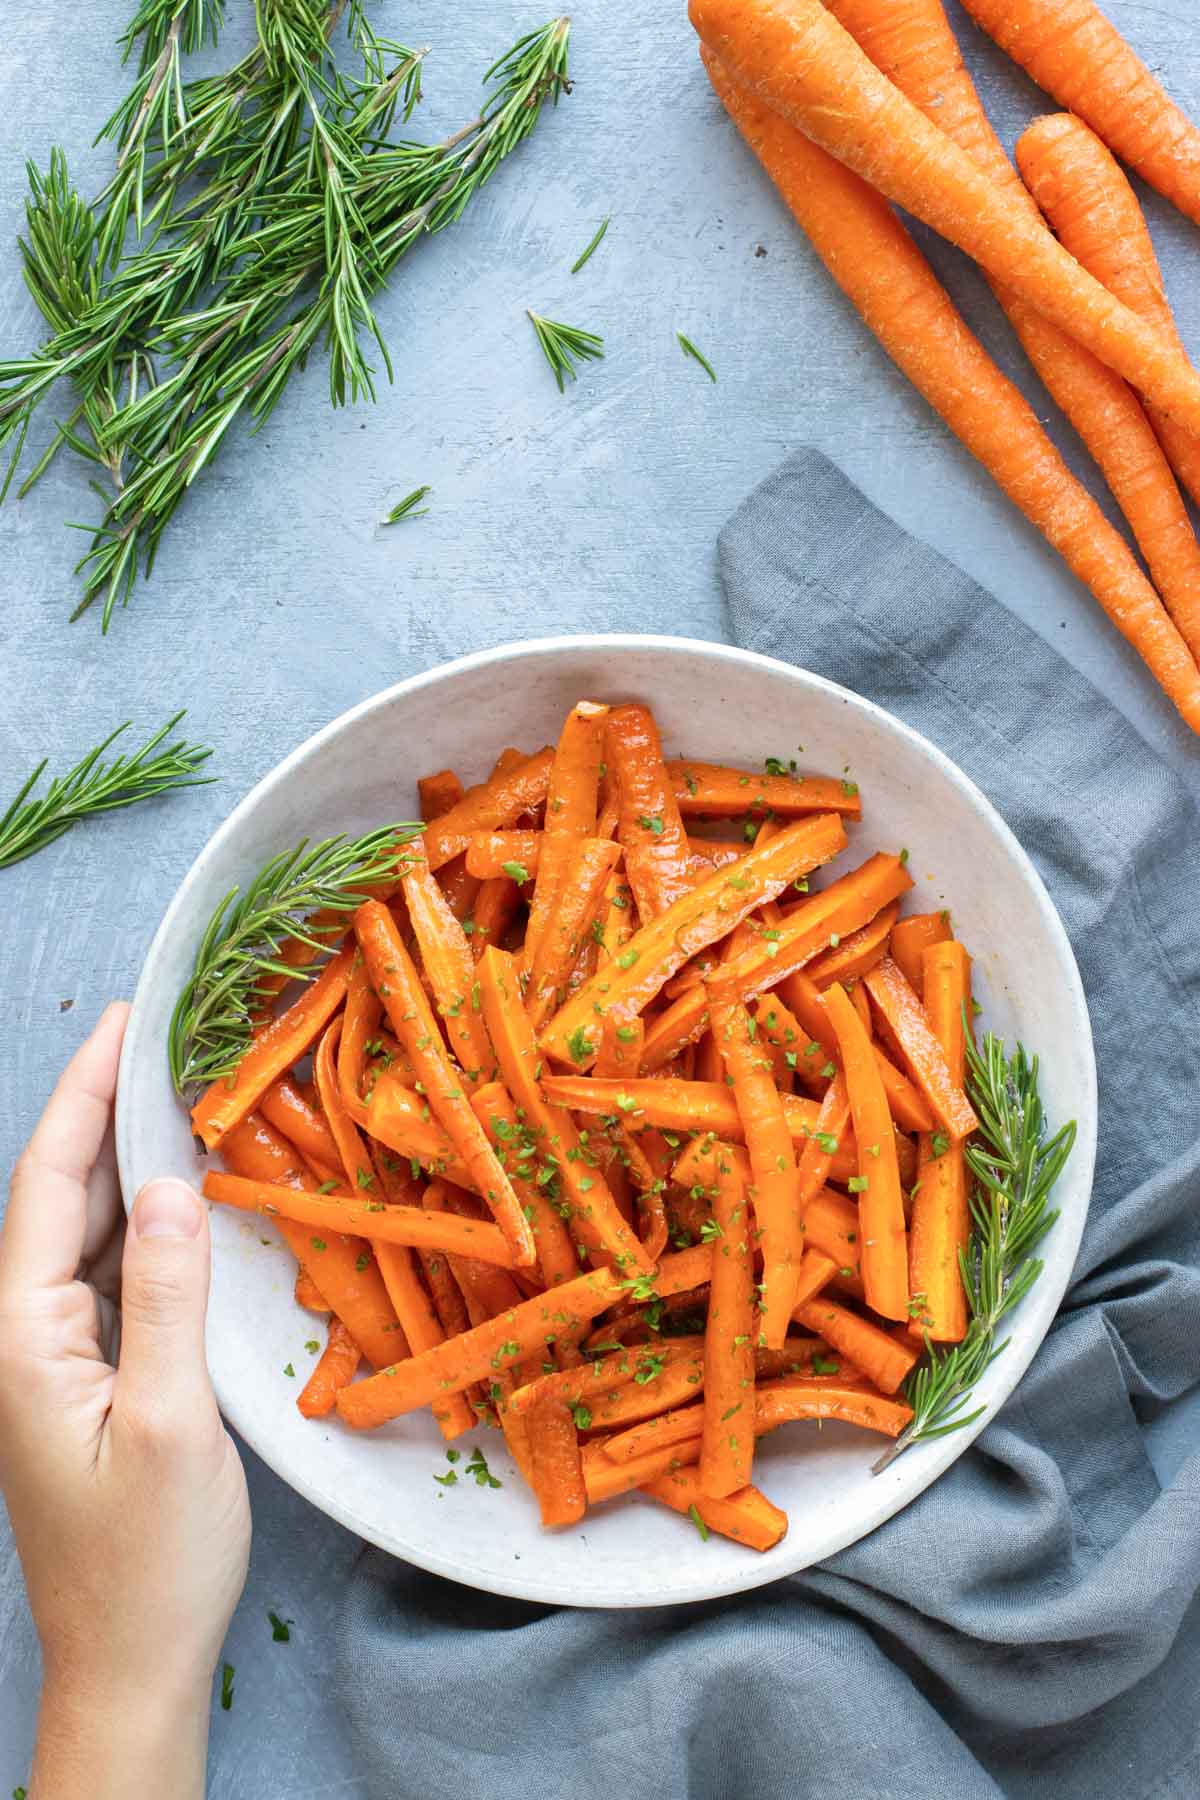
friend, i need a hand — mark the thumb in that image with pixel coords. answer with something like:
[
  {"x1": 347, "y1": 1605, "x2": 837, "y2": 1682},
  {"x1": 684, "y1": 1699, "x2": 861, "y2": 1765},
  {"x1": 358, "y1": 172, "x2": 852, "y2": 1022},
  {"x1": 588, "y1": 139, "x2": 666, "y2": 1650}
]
[{"x1": 115, "y1": 1179, "x2": 215, "y2": 1422}]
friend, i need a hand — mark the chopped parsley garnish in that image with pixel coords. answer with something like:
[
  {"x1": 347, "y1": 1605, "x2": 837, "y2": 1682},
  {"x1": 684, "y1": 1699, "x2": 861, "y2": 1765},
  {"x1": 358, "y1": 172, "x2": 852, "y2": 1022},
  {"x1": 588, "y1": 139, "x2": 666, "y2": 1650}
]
[
  {"x1": 283, "y1": 1362, "x2": 295, "y2": 1377},
  {"x1": 565, "y1": 1025, "x2": 594, "y2": 1065},
  {"x1": 638, "y1": 814, "x2": 665, "y2": 835},
  {"x1": 316, "y1": 1179, "x2": 339, "y2": 1194},
  {"x1": 570, "y1": 1402, "x2": 593, "y2": 1430},
  {"x1": 466, "y1": 1445, "x2": 502, "y2": 1489},
  {"x1": 841, "y1": 779, "x2": 859, "y2": 798},
  {"x1": 700, "y1": 1218, "x2": 723, "y2": 1243},
  {"x1": 815, "y1": 1132, "x2": 839, "y2": 1154},
  {"x1": 847, "y1": 1175, "x2": 869, "y2": 1193},
  {"x1": 634, "y1": 1352, "x2": 666, "y2": 1384},
  {"x1": 433, "y1": 1470, "x2": 458, "y2": 1487},
  {"x1": 502, "y1": 860, "x2": 531, "y2": 884},
  {"x1": 617, "y1": 948, "x2": 639, "y2": 969},
  {"x1": 305, "y1": 1339, "x2": 320, "y2": 1354},
  {"x1": 687, "y1": 1503, "x2": 710, "y2": 1542},
  {"x1": 811, "y1": 1355, "x2": 840, "y2": 1375},
  {"x1": 931, "y1": 1130, "x2": 951, "y2": 1158},
  {"x1": 268, "y1": 1611, "x2": 293, "y2": 1643},
  {"x1": 220, "y1": 1663, "x2": 235, "y2": 1711}
]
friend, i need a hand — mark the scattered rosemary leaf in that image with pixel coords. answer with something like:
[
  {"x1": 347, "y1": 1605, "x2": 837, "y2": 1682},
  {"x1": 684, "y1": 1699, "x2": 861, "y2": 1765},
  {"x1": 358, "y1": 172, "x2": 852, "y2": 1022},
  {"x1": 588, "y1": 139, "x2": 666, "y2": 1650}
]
[
  {"x1": 677, "y1": 332, "x2": 716, "y2": 382},
  {"x1": 527, "y1": 310, "x2": 604, "y2": 391},
  {"x1": 570, "y1": 215, "x2": 610, "y2": 273},
  {"x1": 383, "y1": 485, "x2": 431, "y2": 525}
]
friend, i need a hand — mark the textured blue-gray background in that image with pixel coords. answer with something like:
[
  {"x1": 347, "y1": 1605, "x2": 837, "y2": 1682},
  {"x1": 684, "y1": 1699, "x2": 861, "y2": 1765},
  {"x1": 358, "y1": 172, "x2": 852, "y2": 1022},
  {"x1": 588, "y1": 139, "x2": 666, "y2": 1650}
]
[{"x1": 2, "y1": 2, "x2": 1199, "y2": 1792}]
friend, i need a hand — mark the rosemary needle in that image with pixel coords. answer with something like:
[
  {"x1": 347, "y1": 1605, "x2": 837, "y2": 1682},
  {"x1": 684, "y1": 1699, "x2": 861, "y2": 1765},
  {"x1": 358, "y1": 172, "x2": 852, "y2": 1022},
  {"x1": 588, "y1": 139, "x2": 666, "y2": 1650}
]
[
  {"x1": 677, "y1": 332, "x2": 717, "y2": 382},
  {"x1": 570, "y1": 216, "x2": 610, "y2": 273},
  {"x1": 0, "y1": 712, "x2": 214, "y2": 871},
  {"x1": 383, "y1": 485, "x2": 431, "y2": 524},
  {"x1": 872, "y1": 1030, "x2": 1076, "y2": 1474},
  {"x1": 527, "y1": 310, "x2": 605, "y2": 391}
]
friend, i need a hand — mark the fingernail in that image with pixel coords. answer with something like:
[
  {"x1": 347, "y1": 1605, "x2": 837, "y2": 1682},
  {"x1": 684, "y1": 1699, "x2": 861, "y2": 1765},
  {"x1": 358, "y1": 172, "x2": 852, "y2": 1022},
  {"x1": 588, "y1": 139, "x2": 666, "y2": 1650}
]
[{"x1": 133, "y1": 1179, "x2": 203, "y2": 1241}]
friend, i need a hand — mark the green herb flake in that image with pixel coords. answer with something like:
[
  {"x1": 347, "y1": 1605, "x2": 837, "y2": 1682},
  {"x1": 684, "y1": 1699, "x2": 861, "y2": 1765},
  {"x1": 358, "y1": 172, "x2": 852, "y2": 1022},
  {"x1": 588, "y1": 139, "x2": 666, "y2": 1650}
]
[
  {"x1": 268, "y1": 1611, "x2": 293, "y2": 1643},
  {"x1": 220, "y1": 1664, "x2": 235, "y2": 1712},
  {"x1": 687, "y1": 1503, "x2": 711, "y2": 1541},
  {"x1": 677, "y1": 332, "x2": 717, "y2": 382}
]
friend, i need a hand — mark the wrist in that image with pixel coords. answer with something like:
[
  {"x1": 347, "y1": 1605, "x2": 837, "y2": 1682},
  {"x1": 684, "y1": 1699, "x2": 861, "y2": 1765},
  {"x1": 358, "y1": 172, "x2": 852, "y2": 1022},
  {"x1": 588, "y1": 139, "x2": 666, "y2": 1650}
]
[{"x1": 35, "y1": 1661, "x2": 210, "y2": 1800}]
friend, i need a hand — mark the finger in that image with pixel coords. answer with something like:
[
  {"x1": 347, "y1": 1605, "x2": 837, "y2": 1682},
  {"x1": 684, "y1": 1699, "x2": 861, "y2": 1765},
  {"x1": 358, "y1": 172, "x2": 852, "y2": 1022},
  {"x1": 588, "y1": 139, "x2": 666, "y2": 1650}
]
[
  {"x1": 81, "y1": 1119, "x2": 123, "y2": 1269},
  {"x1": 114, "y1": 1179, "x2": 219, "y2": 1432},
  {"x1": 2, "y1": 1003, "x2": 130, "y2": 1292}
]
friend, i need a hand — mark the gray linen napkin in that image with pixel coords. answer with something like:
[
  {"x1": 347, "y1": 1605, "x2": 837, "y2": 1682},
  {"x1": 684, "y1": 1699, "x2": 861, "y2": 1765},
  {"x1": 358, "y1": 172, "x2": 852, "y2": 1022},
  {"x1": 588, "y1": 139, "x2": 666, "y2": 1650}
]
[{"x1": 336, "y1": 450, "x2": 1200, "y2": 1799}]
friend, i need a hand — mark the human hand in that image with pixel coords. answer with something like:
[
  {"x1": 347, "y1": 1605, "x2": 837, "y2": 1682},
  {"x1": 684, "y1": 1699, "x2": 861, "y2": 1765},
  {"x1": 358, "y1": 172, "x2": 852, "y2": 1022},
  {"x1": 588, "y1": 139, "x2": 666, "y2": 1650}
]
[{"x1": 0, "y1": 1004, "x2": 251, "y2": 1797}]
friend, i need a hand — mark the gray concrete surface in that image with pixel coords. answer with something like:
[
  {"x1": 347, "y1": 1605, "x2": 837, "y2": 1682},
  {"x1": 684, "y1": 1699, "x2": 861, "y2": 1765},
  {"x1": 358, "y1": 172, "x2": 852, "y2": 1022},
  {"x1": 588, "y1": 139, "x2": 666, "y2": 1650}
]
[{"x1": 2, "y1": 1, "x2": 1199, "y2": 1793}]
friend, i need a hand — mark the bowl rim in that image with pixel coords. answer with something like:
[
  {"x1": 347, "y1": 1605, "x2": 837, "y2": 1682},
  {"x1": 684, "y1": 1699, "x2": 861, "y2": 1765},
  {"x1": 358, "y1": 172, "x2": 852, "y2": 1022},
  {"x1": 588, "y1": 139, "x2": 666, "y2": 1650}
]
[{"x1": 116, "y1": 631, "x2": 1098, "y2": 1606}]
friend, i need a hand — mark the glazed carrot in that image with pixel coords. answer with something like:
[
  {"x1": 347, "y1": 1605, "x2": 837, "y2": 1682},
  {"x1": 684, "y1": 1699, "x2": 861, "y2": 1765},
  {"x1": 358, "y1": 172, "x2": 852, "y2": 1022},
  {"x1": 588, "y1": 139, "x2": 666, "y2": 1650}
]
[
  {"x1": 608, "y1": 703, "x2": 696, "y2": 920},
  {"x1": 335, "y1": 959, "x2": 381, "y2": 1127},
  {"x1": 297, "y1": 1318, "x2": 362, "y2": 1419},
  {"x1": 190, "y1": 945, "x2": 355, "y2": 1149},
  {"x1": 508, "y1": 1335, "x2": 702, "y2": 1418},
  {"x1": 260, "y1": 1075, "x2": 340, "y2": 1168},
  {"x1": 466, "y1": 869, "x2": 523, "y2": 963},
  {"x1": 593, "y1": 1013, "x2": 644, "y2": 1078},
  {"x1": 294, "y1": 1268, "x2": 331, "y2": 1312},
  {"x1": 824, "y1": 983, "x2": 908, "y2": 1321},
  {"x1": 203, "y1": 1171, "x2": 519, "y2": 1265},
  {"x1": 219, "y1": 1114, "x2": 405, "y2": 1370},
  {"x1": 698, "y1": 1149, "x2": 756, "y2": 1496},
  {"x1": 707, "y1": 996, "x2": 803, "y2": 1346},
  {"x1": 470, "y1": 1083, "x2": 578, "y2": 1287},
  {"x1": 890, "y1": 911, "x2": 952, "y2": 997},
  {"x1": 373, "y1": 1239, "x2": 475, "y2": 1439},
  {"x1": 908, "y1": 940, "x2": 973, "y2": 1343},
  {"x1": 863, "y1": 957, "x2": 978, "y2": 1140},
  {"x1": 525, "y1": 837, "x2": 622, "y2": 1030},
  {"x1": 399, "y1": 836, "x2": 496, "y2": 1084},
  {"x1": 796, "y1": 1068, "x2": 851, "y2": 1213},
  {"x1": 364, "y1": 1074, "x2": 475, "y2": 1188},
  {"x1": 465, "y1": 829, "x2": 543, "y2": 880},
  {"x1": 314, "y1": 1018, "x2": 376, "y2": 1197},
  {"x1": 805, "y1": 902, "x2": 899, "y2": 988},
  {"x1": 754, "y1": 1377, "x2": 913, "y2": 1438},
  {"x1": 850, "y1": 981, "x2": 873, "y2": 1040},
  {"x1": 524, "y1": 701, "x2": 608, "y2": 966},
  {"x1": 420, "y1": 748, "x2": 554, "y2": 870},
  {"x1": 646, "y1": 852, "x2": 914, "y2": 1068},
  {"x1": 355, "y1": 901, "x2": 535, "y2": 1267},
  {"x1": 419, "y1": 769, "x2": 465, "y2": 822},
  {"x1": 959, "y1": 0, "x2": 1200, "y2": 229},
  {"x1": 336, "y1": 1250, "x2": 711, "y2": 1429},
  {"x1": 582, "y1": 1441, "x2": 684, "y2": 1503},
  {"x1": 585, "y1": 1353, "x2": 706, "y2": 1430},
  {"x1": 593, "y1": 874, "x2": 637, "y2": 970},
  {"x1": 702, "y1": 52, "x2": 1200, "y2": 734},
  {"x1": 543, "y1": 812, "x2": 849, "y2": 1068},
  {"x1": 526, "y1": 1396, "x2": 588, "y2": 1527},
  {"x1": 475, "y1": 947, "x2": 655, "y2": 1276},
  {"x1": 644, "y1": 1466, "x2": 787, "y2": 1552},
  {"x1": 794, "y1": 1298, "x2": 919, "y2": 1395},
  {"x1": 691, "y1": 3, "x2": 1200, "y2": 431},
  {"x1": 604, "y1": 1401, "x2": 708, "y2": 1465},
  {"x1": 1008, "y1": 115, "x2": 1200, "y2": 515},
  {"x1": 670, "y1": 760, "x2": 862, "y2": 819},
  {"x1": 1015, "y1": 117, "x2": 1200, "y2": 662}
]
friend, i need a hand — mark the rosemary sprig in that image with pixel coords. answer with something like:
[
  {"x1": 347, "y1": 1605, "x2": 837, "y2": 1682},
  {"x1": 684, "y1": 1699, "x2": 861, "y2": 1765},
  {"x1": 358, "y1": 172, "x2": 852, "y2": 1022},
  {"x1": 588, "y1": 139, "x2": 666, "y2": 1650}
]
[
  {"x1": 872, "y1": 1031, "x2": 1076, "y2": 1474},
  {"x1": 570, "y1": 215, "x2": 609, "y2": 274},
  {"x1": 527, "y1": 310, "x2": 604, "y2": 390},
  {"x1": 168, "y1": 823, "x2": 422, "y2": 1093},
  {"x1": 677, "y1": 331, "x2": 716, "y2": 382},
  {"x1": 382, "y1": 484, "x2": 430, "y2": 523},
  {"x1": 0, "y1": 712, "x2": 214, "y2": 871}
]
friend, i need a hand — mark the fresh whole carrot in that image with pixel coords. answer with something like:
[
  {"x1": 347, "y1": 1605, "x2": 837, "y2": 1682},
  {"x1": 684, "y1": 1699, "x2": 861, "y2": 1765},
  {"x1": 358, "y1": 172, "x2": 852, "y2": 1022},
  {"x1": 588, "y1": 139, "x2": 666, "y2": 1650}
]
[
  {"x1": 691, "y1": 1, "x2": 1200, "y2": 432},
  {"x1": 708, "y1": 996, "x2": 804, "y2": 1346},
  {"x1": 399, "y1": 835, "x2": 496, "y2": 1084},
  {"x1": 608, "y1": 704, "x2": 696, "y2": 920},
  {"x1": 525, "y1": 836, "x2": 622, "y2": 1030},
  {"x1": 190, "y1": 945, "x2": 356, "y2": 1149},
  {"x1": 643, "y1": 1466, "x2": 788, "y2": 1552},
  {"x1": 958, "y1": 0, "x2": 1200, "y2": 230},
  {"x1": 701, "y1": 50, "x2": 1200, "y2": 734},
  {"x1": 355, "y1": 900, "x2": 535, "y2": 1267},
  {"x1": 824, "y1": 983, "x2": 909, "y2": 1322},
  {"x1": 541, "y1": 812, "x2": 848, "y2": 1068},
  {"x1": 863, "y1": 957, "x2": 978, "y2": 1139},
  {"x1": 908, "y1": 939, "x2": 972, "y2": 1342},
  {"x1": 670, "y1": 760, "x2": 862, "y2": 819},
  {"x1": 422, "y1": 748, "x2": 555, "y2": 870},
  {"x1": 524, "y1": 701, "x2": 608, "y2": 965},
  {"x1": 297, "y1": 1318, "x2": 363, "y2": 1419},
  {"x1": 698, "y1": 1148, "x2": 756, "y2": 1496},
  {"x1": 794, "y1": 1297, "x2": 919, "y2": 1395},
  {"x1": 890, "y1": 909, "x2": 952, "y2": 997}
]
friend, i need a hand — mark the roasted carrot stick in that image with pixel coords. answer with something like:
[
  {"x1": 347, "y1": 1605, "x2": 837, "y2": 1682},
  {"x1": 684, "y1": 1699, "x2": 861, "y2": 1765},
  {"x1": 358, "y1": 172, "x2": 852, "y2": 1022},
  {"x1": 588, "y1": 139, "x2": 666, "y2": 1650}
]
[
  {"x1": 959, "y1": 0, "x2": 1200, "y2": 229},
  {"x1": 508, "y1": 1335, "x2": 703, "y2": 1418},
  {"x1": 466, "y1": 869, "x2": 523, "y2": 964},
  {"x1": 526, "y1": 1397, "x2": 588, "y2": 1527},
  {"x1": 219, "y1": 1114, "x2": 405, "y2": 1370},
  {"x1": 794, "y1": 1298, "x2": 919, "y2": 1395},
  {"x1": 805, "y1": 902, "x2": 899, "y2": 989},
  {"x1": 203, "y1": 1171, "x2": 519, "y2": 1265},
  {"x1": 421, "y1": 748, "x2": 554, "y2": 870},
  {"x1": 372, "y1": 1238, "x2": 476, "y2": 1439},
  {"x1": 294, "y1": 1268, "x2": 331, "y2": 1312},
  {"x1": 645, "y1": 852, "x2": 913, "y2": 1068},
  {"x1": 336, "y1": 1249, "x2": 711, "y2": 1429},
  {"x1": 584, "y1": 1354, "x2": 706, "y2": 1430},
  {"x1": 701, "y1": 51, "x2": 1200, "y2": 734},
  {"x1": 399, "y1": 836, "x2": 496, "y2": 1084},
  {"x1": 796, "y1": 1068, "x2": 852, "y2": 1214},
  {"x1": 890, "y1": 910, "x2": 952, "y2": 998},
  {"x1": 691, "y1": 2, "x2": 1200, "y2": 431},
  {"x1": 606, "y1": 703, "x2": 697, "y2": 922},
  {"x1": 823, "y1": 982, "x2": 908, "y2": 1321},
  {"x1": 1007, "y1": 114, "x2": 1200, "y2": 516},
  {"x1": 697, "y1": 1146, "x2": 756, "y2": 1496},
  {"x1": 604, "y1": 1401, "x2": 709, "y2": 1465},
  {"x1": 314, "y1": 1017, "x2": 376, "y2": 1196},
  {"x1": 644, "y1": 1466, "x2": 788, "y2": 1551},
  {"x1": 355, "y1": 901, "x2": 535, "y2": 1267},
  {"x1": 190, "y1": 945, "x2": 355, "y2": 1150},
  {"x1": 582, "y1": 1441, "x2": 685, "y2": 1504},
  {"x1": 419, "y1": 770, "x2": 465, "y2": 822},
  {"x1": 593, "y1": 1013, "x2": 644, "y2": 1078},
  {"x1": 863, "y1": 957, "x2": 978, "y2": 1140},
  {"x1": 335, "y1": 959, "x2": 381, "y2": 1127},
  {"x1": 465, "y1": 829, "x2": 543, "y2": 880},
  {"x1": 470, "y1": 1083, "x2": 578, "y2": 1287},
  {"x1": 908, "y1": 940, "x2": 972, "y2": 1343},
  {"x1": 297, "y1": 1319, "x2": 362, "y2": 1419},
  {"x1": 708, "y1": 996, "x2": 803, "y2": 1347},
  {"x1": 260, "y1": 1074, "x2": 341, "y2": 1168},
  {"x1": 544, "y1": 813, "x2": 849, "y2": 1069},
  {"x1": 524, "y1": 701, "x2": 608, "y2": 966},
  {"x1": 525, "y1": 837, "x2": 622, "y2": 1030},
  {"x1": 364, "y1": 1073, "x2": 475, "y2": 1188},
  {"x1": 670, "y1": 760, "x2": 862, "y2": 819},
  {"x1": 475, "y1": 947, "x2": 654, "y2": 1277}
]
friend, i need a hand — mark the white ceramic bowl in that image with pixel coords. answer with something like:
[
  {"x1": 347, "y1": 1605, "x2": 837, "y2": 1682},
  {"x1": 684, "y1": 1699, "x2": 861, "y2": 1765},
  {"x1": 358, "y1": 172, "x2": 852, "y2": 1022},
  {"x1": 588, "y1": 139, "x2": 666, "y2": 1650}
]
[{"x1": 116, "y1": 634, "x2": 1096, "y2": 1608}]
